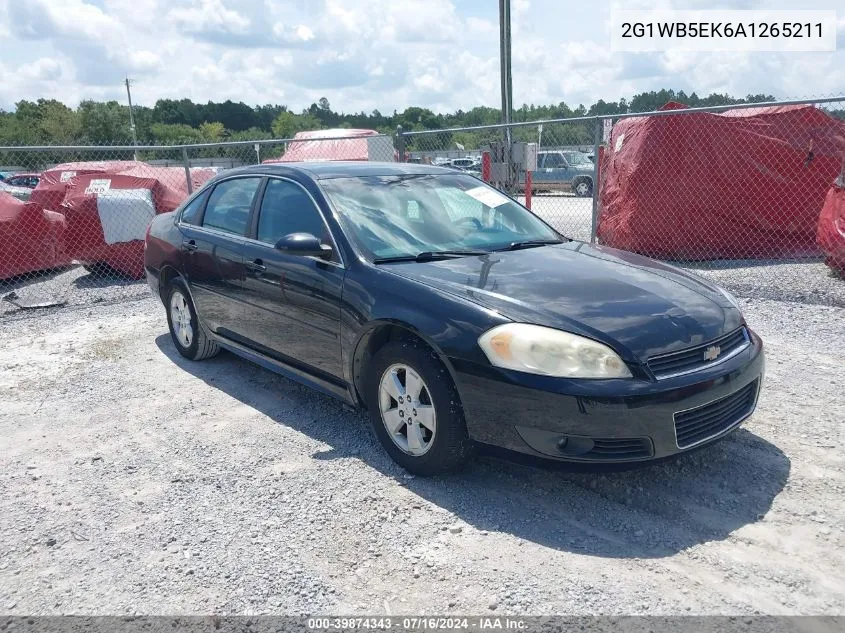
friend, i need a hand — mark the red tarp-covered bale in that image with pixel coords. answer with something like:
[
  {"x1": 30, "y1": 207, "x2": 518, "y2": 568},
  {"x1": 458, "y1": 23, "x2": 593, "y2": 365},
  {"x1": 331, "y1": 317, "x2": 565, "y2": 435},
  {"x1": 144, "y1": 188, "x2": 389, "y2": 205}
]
[
  {"x1": 31, "y1": 161, "x2": 142, "y2": 212},
  {"x1": 0, "y1": 192, "x2": 68, "y2": 279},
  {"x1": 263, "y1": 129, "x2": 395, "y2": 163},
  {"x1": 597, "y1": 103, "x2": 845, "y2": 259},
  {"x1": 817, "y1": 178, "x2": 845, "y2": 273},
  {"x1": 35, "y1": 162, "x2": 215, "y2": 279}
]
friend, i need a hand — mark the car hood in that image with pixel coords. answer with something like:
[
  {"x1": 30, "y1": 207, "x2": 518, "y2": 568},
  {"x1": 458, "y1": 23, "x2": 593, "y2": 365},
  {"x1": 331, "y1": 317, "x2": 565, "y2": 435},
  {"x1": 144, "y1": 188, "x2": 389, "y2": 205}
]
[{"x1": 381, "y1": 242, "x2": 742, "y2": 361}]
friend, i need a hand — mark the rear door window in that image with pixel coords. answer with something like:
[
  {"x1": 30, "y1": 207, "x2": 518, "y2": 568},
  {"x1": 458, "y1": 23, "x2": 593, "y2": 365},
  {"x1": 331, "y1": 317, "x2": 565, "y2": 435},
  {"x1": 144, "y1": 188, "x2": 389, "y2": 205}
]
[
  {"x1": 202, "y1": 177, "x2": 261, "y2": 236},
  {"x1": 180, "y1": 191, "x2": 209, "y2": 225}
]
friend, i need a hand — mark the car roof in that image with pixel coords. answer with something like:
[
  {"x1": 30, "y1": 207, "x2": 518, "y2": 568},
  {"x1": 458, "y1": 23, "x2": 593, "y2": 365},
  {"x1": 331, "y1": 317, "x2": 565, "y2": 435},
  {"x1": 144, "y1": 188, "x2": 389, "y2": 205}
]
[{"x1": 221, "y1": 161, "x2": 456, "y2": 181}]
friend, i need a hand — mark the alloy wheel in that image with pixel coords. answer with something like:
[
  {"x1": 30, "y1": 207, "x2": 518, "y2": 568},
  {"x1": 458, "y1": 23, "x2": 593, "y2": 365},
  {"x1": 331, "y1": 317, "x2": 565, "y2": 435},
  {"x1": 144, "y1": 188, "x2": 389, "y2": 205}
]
[
  {"x1": 170, "y1": 290, "x2": 193, "y2": 348},
  {"x1": 378, "y1": 363, "x2": 437, "y2": 456}
]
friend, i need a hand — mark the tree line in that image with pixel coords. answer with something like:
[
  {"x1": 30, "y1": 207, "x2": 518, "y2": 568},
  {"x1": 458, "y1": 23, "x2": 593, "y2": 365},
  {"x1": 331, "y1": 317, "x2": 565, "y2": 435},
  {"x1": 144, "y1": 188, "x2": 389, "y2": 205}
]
[{"x1": 3, "y1": 89, "x2": 840, "y2": 156}]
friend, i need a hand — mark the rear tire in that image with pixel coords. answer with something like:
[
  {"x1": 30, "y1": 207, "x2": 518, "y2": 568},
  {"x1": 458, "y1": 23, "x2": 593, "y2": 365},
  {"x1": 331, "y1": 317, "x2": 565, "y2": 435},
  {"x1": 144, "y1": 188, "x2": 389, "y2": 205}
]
[
  {"x1": 365, "y1": 338, "x2": 474, "y2": 476},
  {"x1": 165, "y1": 278, "x2": 219, "y2": 361}
]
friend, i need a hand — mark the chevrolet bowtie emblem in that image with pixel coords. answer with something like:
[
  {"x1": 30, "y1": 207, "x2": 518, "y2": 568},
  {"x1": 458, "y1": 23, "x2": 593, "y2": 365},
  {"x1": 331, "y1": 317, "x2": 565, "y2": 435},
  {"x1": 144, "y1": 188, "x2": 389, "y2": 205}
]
[{"x1": 703, "y1": 345, "x2": 721, "y2": 361}]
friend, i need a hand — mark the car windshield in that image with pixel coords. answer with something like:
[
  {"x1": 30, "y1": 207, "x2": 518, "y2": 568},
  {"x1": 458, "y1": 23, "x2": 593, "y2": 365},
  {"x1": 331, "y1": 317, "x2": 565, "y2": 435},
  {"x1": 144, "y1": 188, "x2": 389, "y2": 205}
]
[
  {"x1": 320, "y1": 173, "x2": 562, "y2": 261},
  {"x1": 563, "y1": 152, "x2": 591, "y2": 166}
]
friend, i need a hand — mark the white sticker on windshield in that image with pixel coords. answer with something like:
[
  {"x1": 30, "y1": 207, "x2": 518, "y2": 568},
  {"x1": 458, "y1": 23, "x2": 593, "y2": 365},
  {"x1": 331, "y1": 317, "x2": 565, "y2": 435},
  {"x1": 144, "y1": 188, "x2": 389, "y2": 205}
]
[
  {"x1": 85, "y1": 179, "x2": 111, "y2": 195},
  {"x1": 60, "y1": 171, "x2": 77, "y2": 182},
  {"x1": 464, "y1": 185, "x2": 510, "y2": 208}
]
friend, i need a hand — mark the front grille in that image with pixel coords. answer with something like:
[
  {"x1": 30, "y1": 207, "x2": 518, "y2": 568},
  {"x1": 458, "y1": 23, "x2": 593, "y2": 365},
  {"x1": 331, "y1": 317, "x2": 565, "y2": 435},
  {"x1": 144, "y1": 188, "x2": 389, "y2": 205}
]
[
  {"x1": 648, "y1": 327, "x2": 749, "y2": 379},
  {"x1": 584, "y1": 437, "x2": 653, "y2": 460},
  {"x1": 674, "y1": 379, "x2": 759, "y2": 449}
]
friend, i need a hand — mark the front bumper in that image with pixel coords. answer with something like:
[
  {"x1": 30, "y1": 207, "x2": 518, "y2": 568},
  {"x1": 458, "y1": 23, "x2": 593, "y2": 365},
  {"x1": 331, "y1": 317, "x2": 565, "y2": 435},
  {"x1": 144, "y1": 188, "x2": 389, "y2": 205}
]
[{"x1": 451, "y1": 328, "x2": 765, "y2": 463}]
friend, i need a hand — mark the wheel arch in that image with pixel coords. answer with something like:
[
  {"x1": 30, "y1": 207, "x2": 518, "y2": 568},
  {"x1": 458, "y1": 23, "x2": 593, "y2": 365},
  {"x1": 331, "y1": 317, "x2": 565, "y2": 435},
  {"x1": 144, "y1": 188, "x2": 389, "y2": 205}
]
[
  {"x1": 158, "y1": 264, "x2": 182, "y2": 303},
  {"x1": 349, "y1": 320, "x2": 462, "y2": 409}
]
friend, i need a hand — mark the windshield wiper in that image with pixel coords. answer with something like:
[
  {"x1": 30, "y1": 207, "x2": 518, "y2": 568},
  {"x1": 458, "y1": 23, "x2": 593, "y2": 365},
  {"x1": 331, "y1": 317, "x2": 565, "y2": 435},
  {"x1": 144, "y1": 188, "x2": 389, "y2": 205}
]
[
  {"x1": 373, "y1": 249, "x2": 489, "y2": 264},
  {"x1": 497, "y1": 239, "x2": 565, "y2": 251}
]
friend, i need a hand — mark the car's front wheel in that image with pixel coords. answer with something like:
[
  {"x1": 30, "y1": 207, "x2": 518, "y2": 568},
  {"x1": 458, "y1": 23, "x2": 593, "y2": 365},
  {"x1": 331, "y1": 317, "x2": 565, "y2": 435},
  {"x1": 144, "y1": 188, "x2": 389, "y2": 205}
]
[
  {"x1": 366, "y1": 338, "x2": 473, "y2": 476},
  {"x1": 573, "y1": 178, "x2": 593, "y2": 197},
  {"x1": 165, "y1": 278, "x2": 220, "y2": 361}
]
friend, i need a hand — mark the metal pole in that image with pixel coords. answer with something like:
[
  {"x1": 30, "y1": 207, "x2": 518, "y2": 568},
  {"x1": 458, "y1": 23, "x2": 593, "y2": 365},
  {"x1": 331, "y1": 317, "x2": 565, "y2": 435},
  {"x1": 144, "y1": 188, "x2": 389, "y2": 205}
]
[
  {"x1": 125, "y1": 78, "x2": 138, "y2": 161},
  {"x1": 590, "y1": 117, "x2": 602, "y2": 244},
  {"x1": 498, "y1": 0, "x2": 513, "y2": 144},
  {"x1": 396, "y1": 125, "x2": 405, "y2": 163},
  {"x1": 499, "y1": 0, "x2": 515, "y2": 190},
  {"x1": 182, "y1": 147, "x2": 193, "y2": 195}
]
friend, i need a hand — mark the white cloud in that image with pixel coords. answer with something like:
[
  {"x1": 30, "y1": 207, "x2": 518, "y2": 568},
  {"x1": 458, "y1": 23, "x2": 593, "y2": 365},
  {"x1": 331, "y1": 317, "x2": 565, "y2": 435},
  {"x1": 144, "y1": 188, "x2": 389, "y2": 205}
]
[
  {"x1": 18, "y1": 58, "x2": 64, "y2": 82},
  {"x1": 0, "y1": 0, "x2": 842, "y2": 117},
  {"x1": 168, "y1": 0, "x2": 251, "y2": 36},
  {"x1": 8, "y1": 0, "x2": 119, "y2": 41},
  {"x1": 295, "y1": 25, "x2": 315, "y2": 42},
  {"x1": 128, "y1": 51, "x2": 163, "y2": 73}
]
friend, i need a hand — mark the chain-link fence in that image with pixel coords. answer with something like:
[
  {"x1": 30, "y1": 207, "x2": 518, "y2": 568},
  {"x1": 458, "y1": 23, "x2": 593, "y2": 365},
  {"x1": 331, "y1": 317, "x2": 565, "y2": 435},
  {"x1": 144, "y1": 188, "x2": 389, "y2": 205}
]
[
  {"x1": 400, "y1": 96, "x2": 845, "y2": 307},
  {"x1": 2, "y1": 97, "x2": 844, "y2": 320},
  {"x1": 0, "y1": 133, "x2": 395, "y2": 318}
]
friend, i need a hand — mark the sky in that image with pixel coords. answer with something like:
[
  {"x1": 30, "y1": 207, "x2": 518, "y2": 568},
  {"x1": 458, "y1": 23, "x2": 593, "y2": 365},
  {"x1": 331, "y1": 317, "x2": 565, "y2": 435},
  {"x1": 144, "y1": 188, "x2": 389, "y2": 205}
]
[{"x1": 0, "y1": 0, "x2": 843, "y2": 114}]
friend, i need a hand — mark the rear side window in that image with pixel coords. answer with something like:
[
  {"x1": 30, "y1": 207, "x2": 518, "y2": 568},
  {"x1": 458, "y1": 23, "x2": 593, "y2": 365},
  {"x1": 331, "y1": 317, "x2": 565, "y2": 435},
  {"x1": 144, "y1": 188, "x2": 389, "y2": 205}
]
[
  {"x1": 256, "y1": 178, "x2": 332, "y2": 247},
  {"x1": 202, "y1": 178, "x2": 261, "y2": 236},
  {"x1": 180, "y1": 191, "x2": 208, "y2": 225}
]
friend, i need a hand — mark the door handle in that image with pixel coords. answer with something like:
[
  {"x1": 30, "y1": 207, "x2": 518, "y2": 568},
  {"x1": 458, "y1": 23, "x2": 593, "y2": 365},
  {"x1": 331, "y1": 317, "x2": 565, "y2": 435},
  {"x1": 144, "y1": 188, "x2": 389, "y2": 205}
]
[
  {"x1": 246, "y1": 259, "x2": 266, "y2": 273},
  {"x1": 182, "y1": 239, "x2": 198, "y2": 251}
]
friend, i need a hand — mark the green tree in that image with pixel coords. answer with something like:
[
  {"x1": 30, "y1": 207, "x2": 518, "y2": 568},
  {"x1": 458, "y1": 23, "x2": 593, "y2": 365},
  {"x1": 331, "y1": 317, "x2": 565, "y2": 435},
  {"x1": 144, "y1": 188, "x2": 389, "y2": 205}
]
[
  {"x1": 78, "y1": 100, "x2": 132, "y2": 144},
  {"x1": 38, "y1": 100, "x2": 82, "y2": 143},
  {"x1": 199, "y1": 121, "x2": 226, "y2": 142},
  {"x1": 270, "y1": 111, "x2": 321, "y2": 139},
  {"x1": 150, "y1": 123, "x2": 204, "y2": 145}
]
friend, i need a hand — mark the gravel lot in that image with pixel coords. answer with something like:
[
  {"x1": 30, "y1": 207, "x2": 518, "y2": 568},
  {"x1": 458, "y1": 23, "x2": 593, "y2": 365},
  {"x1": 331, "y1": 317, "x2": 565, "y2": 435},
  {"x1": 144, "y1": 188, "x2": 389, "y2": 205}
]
[{"x1": 1, "y1": 287, "x2": 843, "y2": 615}]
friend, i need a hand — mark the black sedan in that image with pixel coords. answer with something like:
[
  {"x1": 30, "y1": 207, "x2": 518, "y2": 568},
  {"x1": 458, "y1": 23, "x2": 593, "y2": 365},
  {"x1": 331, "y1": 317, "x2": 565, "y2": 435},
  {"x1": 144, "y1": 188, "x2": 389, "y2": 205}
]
[{"x1": 144, "y1": 162, "x2": 764, "y2": 476}]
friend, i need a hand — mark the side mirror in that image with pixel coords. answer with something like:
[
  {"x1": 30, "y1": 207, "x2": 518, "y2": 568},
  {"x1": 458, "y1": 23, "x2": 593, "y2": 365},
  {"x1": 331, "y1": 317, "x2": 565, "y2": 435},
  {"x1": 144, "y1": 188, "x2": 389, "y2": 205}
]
[{"x1": 274, "y1": 233, "x2": 332, "y2": 260}]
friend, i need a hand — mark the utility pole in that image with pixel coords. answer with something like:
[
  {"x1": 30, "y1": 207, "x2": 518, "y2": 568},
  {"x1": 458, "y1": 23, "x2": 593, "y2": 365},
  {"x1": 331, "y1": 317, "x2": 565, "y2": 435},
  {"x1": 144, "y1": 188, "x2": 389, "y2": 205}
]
[
  {"x1": 498, "y1": 0, "x2": 513, "y2": 144},
  {"x1": 498, "y1": 0, "x2": 514, "y2": 191},
  {"x1": 125, "y1": 77, "x2": 138, "y2": 160}
]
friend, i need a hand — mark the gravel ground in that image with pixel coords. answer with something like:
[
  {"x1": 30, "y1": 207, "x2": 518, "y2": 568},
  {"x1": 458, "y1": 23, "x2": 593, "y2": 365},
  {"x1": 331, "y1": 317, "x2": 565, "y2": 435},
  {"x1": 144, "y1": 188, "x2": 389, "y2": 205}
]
[
  {"x1": 0, "y1": 289, "x2": 843, "y2": 615},
  {"x1": 1, "y1": 265, "x2": 147, "y2": 317}
]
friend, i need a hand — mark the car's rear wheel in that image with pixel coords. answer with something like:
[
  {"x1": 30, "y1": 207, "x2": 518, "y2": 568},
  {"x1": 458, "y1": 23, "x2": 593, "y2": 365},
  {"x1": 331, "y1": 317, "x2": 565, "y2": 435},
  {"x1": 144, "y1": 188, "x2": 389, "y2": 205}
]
[
  {"x1": 165, "y1": 278, "x2": 219, "y2": 361},
  {"x1": 366, "y1": 338, "x2": 473, "y2": 476}
]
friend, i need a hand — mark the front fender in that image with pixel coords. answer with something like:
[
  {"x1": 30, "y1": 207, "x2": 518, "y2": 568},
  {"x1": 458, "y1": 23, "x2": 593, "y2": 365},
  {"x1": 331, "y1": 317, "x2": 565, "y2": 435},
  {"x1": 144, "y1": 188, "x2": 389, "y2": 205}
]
[{"x1": 339, "y1": 264, "x2": 509, "y2": 405}]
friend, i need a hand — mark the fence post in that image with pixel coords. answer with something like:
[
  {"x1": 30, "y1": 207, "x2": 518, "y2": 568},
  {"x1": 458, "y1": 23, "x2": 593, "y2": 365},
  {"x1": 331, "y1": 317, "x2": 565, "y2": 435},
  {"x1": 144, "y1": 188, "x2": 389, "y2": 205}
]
[
  {"x1": 590, "y1": 117, "x2": 602, "y2": 244},
  {"x1": 396, "y1": 125, "x2": 405, "y2": 163},
  {"x1": 482, "y1": 151, "x2": 491, "y2": 182},
  {"x1": 525, "y1": 169, "x2": 532, "y2": 210},
  {"x1": 182, "y1": 147, "x2": 193, "y2": 195}
]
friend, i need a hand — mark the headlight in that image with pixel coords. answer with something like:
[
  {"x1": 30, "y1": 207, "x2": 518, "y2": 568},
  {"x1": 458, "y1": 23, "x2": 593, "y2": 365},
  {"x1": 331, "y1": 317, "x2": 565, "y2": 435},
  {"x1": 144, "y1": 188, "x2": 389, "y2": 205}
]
[
  {"x1": 478, "y1": 324, "x2": 632, "y2": 379},
  {"x1": 717, "y1": 285, "x2": 742, "y2": 312}
]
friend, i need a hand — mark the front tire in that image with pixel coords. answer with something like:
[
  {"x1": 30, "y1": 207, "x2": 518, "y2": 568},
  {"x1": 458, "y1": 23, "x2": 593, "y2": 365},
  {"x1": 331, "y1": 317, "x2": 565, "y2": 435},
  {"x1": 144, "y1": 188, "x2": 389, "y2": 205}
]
[
  {"x1": 573, "y1": 178, "x2": 593, "y2": 197},
  {"x1": 165, "y1": 278, "x2": 220, "y2": 361},
  {"x1": 366, "y1": 338, "x2": 473, "y2": 476}
]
